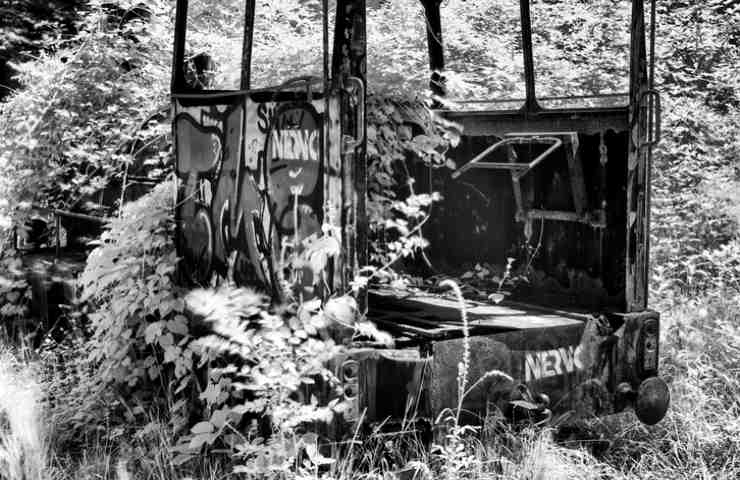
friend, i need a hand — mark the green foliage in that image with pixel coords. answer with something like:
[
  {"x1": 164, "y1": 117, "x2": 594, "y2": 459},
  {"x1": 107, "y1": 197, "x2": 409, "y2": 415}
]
[
  {"x1": 526, "y1": 0, "x2": 631, "y2": 98},
  {"x1": 592, "y1": 295, "x2": 740, "y2": 479},
  {"x1": 365, "y1": 95, "x2": 457, "y2": 270},
  {"x1": 365, "y1": 0, "x2": 430, "y2": 96},
  {"x1": 80, "y1": 179, "x2": 189, "y2": 390},
  {"x1": 77, "y1": 180, "x2": 357, "y2": 476},
  {"x1": 0, "y1": 253, "x2": 31, "y2": 340},
  {"x1": 184, "y1": 0, "x2": 248, "y2": 89},
  {"x1": 0, "y1": 348, "x2": 49, "y2": 480},
  {"x1": 171, "y1": 287, "x2": 344, "y2": 474},
  {"x1": 365, "y1": 0, "x2": 631, "y2": 101},
  {"x1": 250, "y1": 0, "x2": 329, "y2": 88},
  {"x1": 39, "y1": 334, "x2": 117, "y2": 452},
  {"x1": 649, "y1": 0, "x2": 740, "y2": 299},
  {"x1": 0, "y1": 0, "x2": 172, "y2": 233},
  {"x1": 0, "y1": 0, "x2": 82, "y2": 99}
]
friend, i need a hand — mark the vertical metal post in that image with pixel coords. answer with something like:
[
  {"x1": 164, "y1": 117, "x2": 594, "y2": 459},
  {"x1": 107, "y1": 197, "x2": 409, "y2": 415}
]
[
  {"x1": 334, "y1": 0, "x2": 367, "y2": 302},
  {"x1": 323, "y1": 0, "x2": 330, "y2": 167},
  {"x1": 648, "y1": 0, "x2": 656, "y2": 91},
  {"x1": 644, "y1": 0, "x2": 657, "y2": 305},
  {"x1": 626, "y1": 0, "x2": 649, "y2": 311},
  {"x1": 55, "y1": 214, "x2": 61, "y2": 259},
  {"x1": 321, "y1": 0, "x2": 332, "y2": 294},
  {"x1": 422, "y1": 0, "x2": 445, "y2": 98},
  {"x1": 323, "y1": 0, "x2": 330, "y2": 90},
  {"x1": 241, "y1": 0, "x2": 256, "y2": 90},
  {"x1": 519, "y1": 0, "x2": 537, "y2": 112},
  {"x1": 171, "y1": 0, "x2": 188, "y2": 93}
]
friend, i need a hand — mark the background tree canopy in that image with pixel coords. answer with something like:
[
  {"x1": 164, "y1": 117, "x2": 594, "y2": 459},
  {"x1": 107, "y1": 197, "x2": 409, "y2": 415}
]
[{"x1": 0, "y1": 0, "x2": 83, "y2": 99}]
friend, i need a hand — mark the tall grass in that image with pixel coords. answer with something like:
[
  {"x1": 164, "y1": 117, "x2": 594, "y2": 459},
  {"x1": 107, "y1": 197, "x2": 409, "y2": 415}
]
[
  {"x1": 1, "y1": 291, "x2": 739, "y2": 479},
  {"x1": 502, "y1": 429, "x2": 624, "y2": 480},
  {"x1": 595, "y1": 293, "x2": 740, "y2": 479},
  {"x1": 0, "y1": 349, "x2": 48, "y2": 480}
]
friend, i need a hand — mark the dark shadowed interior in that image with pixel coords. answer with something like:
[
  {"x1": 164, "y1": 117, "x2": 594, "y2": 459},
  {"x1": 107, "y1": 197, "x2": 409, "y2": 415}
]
[{"x1": 406, "y1": 111, "x2": 631, "y2": 312}]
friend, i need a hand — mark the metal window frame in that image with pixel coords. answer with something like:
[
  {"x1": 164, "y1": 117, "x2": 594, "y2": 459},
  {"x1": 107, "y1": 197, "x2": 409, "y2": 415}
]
[{"x1": 428, "y1": 0, "x2": 646, "y2": 115}]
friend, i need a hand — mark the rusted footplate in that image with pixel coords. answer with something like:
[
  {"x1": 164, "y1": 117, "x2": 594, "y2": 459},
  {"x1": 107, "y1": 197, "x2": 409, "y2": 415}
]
[{"x1": 324, "y1": 288, "x2": 669, "y2": 433}]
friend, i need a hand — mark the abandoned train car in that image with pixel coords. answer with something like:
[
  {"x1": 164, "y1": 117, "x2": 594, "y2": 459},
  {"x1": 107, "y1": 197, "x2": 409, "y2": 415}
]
[{"x1": 170, "y1": 0, "x2": 669, "y2": 433}]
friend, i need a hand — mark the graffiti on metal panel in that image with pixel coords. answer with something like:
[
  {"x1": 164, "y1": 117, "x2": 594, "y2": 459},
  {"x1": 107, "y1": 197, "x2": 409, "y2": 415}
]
[
  {"x1": 265, "y1": 104, "x2": 323, "y2": 237},
  {"x1": 264, "y1": 103, "x2": 324, "y2": 296},
  {"x1": 530, "y1": 316, "x2": 616, "y2": 417},
  {"x1": 175, "y1": 100, "x2": 325, "y2": 296},
  {"x1": 175, "y1": 102, "x2": 273, "y2": 289},
  {"x1": 524, "y1": 345, "x2": 585, "y2": 382},
  {"x1": 174, "y1": 113, "x2": 222, "y2": 283}
]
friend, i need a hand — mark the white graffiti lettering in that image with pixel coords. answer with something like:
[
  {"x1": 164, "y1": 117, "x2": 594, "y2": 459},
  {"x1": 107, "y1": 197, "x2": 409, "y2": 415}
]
[
  {"x1": 270, "y1": 129, "x2": 319, "y2": 163},
  {"x1": 524, "y1": 345, "x2": 584, "y2": 382}
]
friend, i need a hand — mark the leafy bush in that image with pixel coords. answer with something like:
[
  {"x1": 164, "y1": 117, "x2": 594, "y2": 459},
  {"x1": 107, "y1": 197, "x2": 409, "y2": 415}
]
[
  {"x1": 80, "y1": 180, "x2": 187, "y2": 390},
  {"x1": 39, "y1": 333, "x2": 116, "y2": 453},
  {"x1": 0, "y1": 0, "x2": 82, "y2": 100},
  {"x1": 0, "y1": 253, "x2": 32, "y2": 343},
  {"x1": 649, "y1": 1, "x2": 740, "y2": 298},
  {"x1": 78, "y1": 180, "x2": 356, "y2": 475},
  {"x1": 0, "y1": 0, "x2": 172, "y2": 233},
  {"x1": 172, "y1": 287, "x2": 344, "y2": 475}
]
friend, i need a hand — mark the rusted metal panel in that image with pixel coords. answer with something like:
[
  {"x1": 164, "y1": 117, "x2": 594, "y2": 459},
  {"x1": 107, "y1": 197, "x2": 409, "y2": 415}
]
[
  {"x1": 12, "y1": 252, "x2": 84, "y2": 346},
  {"x1": 174, "y1": 97, "x2": 245, "y2": 284},
  {"x1": 321, "y1": 348, "x2": 430, "y2": 433},
  {"x1": 440, "y1": 108, "x2": 629, "y2": 137},
  {"x1": 610, "y1": 310, "x2": 660, "y2": 385},
  {"x1": 565, "y1": 136, "x2": 587, "y2": 217},
  {"x1": 369, "y1": 288, "x2": 587, "y2": 333},
  {"x1": 429, "y1": 323, "x2": 593, "y2": 420},
  {"x1": 359, "y1": 349, "x2": 431, "y2": 422},
  {"x1": 365, "y1": 291, "x2": 627, "y2": 420},
  {"x1": 330, "y1": 308, "x2": 659, "y2": 428}
]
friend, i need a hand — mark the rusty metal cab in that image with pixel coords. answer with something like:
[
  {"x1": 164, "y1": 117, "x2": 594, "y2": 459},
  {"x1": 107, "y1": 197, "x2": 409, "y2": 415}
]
[{"x1": 171, "y1": 0, "x2": 668, "y2": 431}]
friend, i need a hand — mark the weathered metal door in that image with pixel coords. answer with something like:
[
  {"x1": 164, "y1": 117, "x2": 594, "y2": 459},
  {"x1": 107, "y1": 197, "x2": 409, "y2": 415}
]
[{"x1": 171, "y1": 0, "x2": 366, "y2": 300}]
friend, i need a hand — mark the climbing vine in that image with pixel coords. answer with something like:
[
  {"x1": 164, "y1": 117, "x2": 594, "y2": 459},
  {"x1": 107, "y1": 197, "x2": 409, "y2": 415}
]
[{"x1": 365, "y1": 94, "x2": 459, "y2": 272}]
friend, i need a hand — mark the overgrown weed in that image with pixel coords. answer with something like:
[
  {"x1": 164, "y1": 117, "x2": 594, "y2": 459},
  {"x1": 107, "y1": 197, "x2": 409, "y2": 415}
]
[
  {"x1": 593, "y1": 292, "x2": 740, "y2": 479},
  {"x1": 0, "y1": 348, "x2": 49, "y2": 480},
  {"x1": 501, "y1": 428, "x2": 624, "y2": 480},
  {"x1": 5, "y1": 293, "x2": 740, "y2": 479}
]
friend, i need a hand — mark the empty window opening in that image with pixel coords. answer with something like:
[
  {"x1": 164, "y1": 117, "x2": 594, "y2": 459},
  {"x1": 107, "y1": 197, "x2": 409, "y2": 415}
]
[
  {"x1": 184, "y1": 1, "x2": 246, "y2": 90},
  {"x1": 530, "y1": 0, "x2": 630, "y2": 108},
  {"x1": 251, "y1": 0, "x2": 335, "y2": 90},
  {"x1": 441, "y1": 0, "x2": 526, "y2": 110}
]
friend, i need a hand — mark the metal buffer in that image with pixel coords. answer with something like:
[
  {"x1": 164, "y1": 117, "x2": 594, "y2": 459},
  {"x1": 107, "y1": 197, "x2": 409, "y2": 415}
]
[{"x1": 451, "y1": 132, "x2": 606, "y2": 237}]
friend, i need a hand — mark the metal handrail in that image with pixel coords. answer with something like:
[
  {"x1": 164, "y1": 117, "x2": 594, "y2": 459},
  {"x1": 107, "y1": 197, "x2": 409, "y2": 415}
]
[
  {"x1": 451, "y1": 135, "x2": 562, "y2": 180},
  {"x1": 639, "y1": 89, "x2": 661, "y2": 148},
  {"x1": 342, "y1": 76, "x2": 365, "y2": 152}
]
